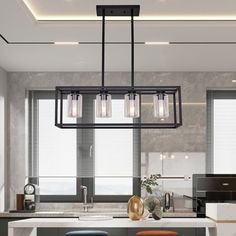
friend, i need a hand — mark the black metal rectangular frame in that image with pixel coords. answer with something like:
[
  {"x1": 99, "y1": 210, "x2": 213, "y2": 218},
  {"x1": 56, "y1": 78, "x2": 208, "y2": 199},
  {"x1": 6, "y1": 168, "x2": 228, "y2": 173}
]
[{"x1": 55, "y1": 86, "x2": 182, "y2": 129}]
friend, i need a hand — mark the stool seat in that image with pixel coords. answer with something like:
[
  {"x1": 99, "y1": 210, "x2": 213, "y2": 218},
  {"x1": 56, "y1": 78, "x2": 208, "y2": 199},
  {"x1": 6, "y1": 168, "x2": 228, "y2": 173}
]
[
  {"x1": 136, "y1": 230, "x2": 179, "y2": 236},
  {"x1": 66, "y1": 230, "x2": 109, "y2": 236}
]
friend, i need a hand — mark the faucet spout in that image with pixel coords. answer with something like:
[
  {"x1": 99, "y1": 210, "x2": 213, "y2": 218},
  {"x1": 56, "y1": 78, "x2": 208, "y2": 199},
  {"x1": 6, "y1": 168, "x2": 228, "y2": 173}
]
[
  {"x1": 80, "y1": 185, "x2": 88, "y2": 205},
  {"x1": 80, "y1": 185, "x2": 93, "y2": 212}
]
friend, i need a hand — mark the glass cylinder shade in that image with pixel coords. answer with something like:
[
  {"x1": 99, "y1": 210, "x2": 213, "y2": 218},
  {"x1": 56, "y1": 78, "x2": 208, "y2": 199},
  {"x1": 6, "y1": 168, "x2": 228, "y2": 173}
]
[
  {"x1": 153, "y1": 93, "x2": 169, "y2": 118},
  {"x1": 67, "y1": 93, "x2": 83, "y2": 118},
  {"x1": 96, "y1": 92, "x2": 112, "y2": 117},
  {"x1": 124, "y1": 92, "x2": 140, "y2": 118}
]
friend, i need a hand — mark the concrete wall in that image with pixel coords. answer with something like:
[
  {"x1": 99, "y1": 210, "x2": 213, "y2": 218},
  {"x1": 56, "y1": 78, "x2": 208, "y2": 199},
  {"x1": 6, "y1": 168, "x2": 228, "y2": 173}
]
[
  {"x1": 6, "y1": 72, "x2": 236, "y2": 209},
  {"x1": 0, "y1": 67, "x2": 7, "y2": 212}
]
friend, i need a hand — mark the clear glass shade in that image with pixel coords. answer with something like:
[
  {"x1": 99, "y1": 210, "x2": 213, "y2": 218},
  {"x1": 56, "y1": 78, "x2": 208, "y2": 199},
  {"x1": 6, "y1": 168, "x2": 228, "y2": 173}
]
[
  {"x1": 153, "y1": 93, "x2": 169, "y2": 118},
  {"x1": 124, "y1": 92, "x2": 140, "y2": 118},
  {"x1": 96, "y1": 93, "x2": 112, "y2": 117},
  {"x1": 67, "y1": 93, "x2": 83, "y2": 118}
]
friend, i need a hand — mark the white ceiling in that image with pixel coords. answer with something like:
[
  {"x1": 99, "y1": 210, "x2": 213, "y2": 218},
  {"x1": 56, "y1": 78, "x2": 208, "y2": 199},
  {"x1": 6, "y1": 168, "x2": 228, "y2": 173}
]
[{"x1": 1, "y1": 0, "x2": 236, "y2": 71}]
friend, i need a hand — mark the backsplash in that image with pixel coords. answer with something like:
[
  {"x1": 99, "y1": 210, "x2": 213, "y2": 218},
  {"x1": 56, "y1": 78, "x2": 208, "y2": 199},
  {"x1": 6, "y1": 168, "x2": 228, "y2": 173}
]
[
  {"x1": 5, "y1": 71, "x2": 236, "y2": 210},
  {"x1": 38, "y1": 202, "x2": 127, "y2": 212}
]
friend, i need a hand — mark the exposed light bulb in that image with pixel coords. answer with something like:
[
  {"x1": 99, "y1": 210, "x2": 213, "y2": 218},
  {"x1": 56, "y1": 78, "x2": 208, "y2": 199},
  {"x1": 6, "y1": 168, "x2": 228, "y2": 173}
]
[
  {"x1": 101, "y1": 99, "x2": 107, "y2": 116},
  {"x1": 71, "y1": 99, "x2": 78, "y2": 117},
  {"x1": 158, "y1": 99, "x2": 165, "y2": 117},
  {"x1": 129, "y1": 100, "x2": 135, "y2": 116}
]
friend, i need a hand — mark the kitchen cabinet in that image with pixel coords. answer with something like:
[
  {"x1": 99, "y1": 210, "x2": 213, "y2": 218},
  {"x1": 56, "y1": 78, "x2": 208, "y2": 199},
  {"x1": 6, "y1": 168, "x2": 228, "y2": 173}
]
[
  {"x1": 0, "y1": 218, "x2": 58, "y2": 236},
  {"x1": 0, "y1": 218, "x2": 26, "y2": 236}
]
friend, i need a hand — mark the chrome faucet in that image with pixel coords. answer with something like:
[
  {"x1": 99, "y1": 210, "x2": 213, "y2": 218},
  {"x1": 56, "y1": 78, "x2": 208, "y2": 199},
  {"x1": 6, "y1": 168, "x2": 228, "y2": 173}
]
[
  {"x1": 80, "y1": 185, "x2": 93, "y2": 212},
  {"x1": 163, "y1": 192, "x2": 175, "y2": 212}
]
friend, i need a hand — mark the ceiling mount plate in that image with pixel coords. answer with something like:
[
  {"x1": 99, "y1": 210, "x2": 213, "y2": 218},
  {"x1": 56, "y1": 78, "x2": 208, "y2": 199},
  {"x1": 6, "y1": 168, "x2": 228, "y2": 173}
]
[{"x1": 96, "y1": 5, "x2": 140, "y2": 17}]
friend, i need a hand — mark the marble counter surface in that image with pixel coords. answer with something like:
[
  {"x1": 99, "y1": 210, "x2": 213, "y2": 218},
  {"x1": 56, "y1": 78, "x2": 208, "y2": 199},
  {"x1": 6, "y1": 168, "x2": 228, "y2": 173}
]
[
  {"x1": 8, "y1": 217, "x2": 215, "y2": 228},
  {"x1": 0, "y1": 210, "x2": 197, "y2": 218}
]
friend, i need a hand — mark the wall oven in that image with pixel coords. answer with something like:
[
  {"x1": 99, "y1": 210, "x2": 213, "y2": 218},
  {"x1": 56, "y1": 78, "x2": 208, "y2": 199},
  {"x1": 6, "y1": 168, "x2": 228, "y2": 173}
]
[{"x1": 192, "y1": 174, "x2": 236, "y2": 217}]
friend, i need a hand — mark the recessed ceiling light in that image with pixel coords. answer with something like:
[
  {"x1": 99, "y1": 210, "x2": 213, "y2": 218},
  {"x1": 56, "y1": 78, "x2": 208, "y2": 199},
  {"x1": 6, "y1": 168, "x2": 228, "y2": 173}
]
[
  {"x1": 145, "y1": 42, "x2": 170, "y2": 45},
  {"x1": 232, "y1": 80, "x2": 236, "y2": 83},
  {"x1": 54, "y1": 42, "x2": 79, "y2": 45}
]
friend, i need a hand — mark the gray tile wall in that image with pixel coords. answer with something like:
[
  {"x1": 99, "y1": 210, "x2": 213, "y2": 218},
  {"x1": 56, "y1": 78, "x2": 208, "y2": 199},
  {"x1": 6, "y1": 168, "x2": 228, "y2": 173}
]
[{"x1": 6, "y1": 71, "x2": 236, "y2": 210}]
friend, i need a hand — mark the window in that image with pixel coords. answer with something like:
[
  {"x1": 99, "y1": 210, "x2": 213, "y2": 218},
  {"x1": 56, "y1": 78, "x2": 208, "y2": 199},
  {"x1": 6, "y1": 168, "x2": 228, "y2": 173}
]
[
  {"x1": 94, "y1": 100, "x2": 134, "y2": 196},
  {"x1": 38, "y1": 99, "x2": 77, "y2": 195},
  {"x1": 207, "y1": 91, "x2": 236, "y2": 174},
  {"x1": 28, "y1": 91, "x2": 140, "y2": 202}
]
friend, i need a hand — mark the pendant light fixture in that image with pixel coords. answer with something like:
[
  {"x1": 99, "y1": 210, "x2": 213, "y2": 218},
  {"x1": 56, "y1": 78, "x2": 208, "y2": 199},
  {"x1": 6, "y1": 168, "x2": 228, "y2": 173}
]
[
  {"x1": 96, "y1": 8, "x2": 112, "y2": 118},
  {"x1": 67, "y1": 92, "x2": 83, "y2": 118},
  {"x1": 153, "y1": 92, "x2": 169, "y2": 119},
  {"x1": 55, "y1": 5, "x2": 183, "y2": 129},
  {"x1": 124, "y1": 9, "x2": 140, "y2": 118},
  {"x1": 96, "y1": 92, "x2": 112, "y2": 117}
]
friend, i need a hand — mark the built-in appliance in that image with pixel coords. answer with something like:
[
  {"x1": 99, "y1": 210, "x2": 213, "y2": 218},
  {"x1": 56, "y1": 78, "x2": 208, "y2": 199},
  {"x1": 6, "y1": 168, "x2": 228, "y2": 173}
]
[
  {"x1": 192, "y1": 174, "x2": 236, "y2": 217},
  {"x1": 24, "y1": 183, "x2": 40, "y2": 211}
]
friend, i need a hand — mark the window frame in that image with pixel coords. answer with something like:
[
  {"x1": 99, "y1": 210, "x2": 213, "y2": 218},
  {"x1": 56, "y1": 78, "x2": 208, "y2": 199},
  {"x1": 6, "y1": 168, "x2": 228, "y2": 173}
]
[
  {"x1": 207, "y1": 90, "x2": 236, "y2": 173},
  {"x1": 28, "y1": 90, "x2": 141, "y2": 202}
]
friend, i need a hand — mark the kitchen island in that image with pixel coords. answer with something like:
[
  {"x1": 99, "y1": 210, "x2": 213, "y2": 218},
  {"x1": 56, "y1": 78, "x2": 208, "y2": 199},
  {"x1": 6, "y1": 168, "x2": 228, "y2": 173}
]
[{"x1": 8, "y1": 218, "x2": 216, "y2": 236}]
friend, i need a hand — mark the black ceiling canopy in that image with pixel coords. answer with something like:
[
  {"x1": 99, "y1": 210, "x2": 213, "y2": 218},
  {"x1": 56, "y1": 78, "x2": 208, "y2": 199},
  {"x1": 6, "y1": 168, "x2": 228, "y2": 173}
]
[{"x1": 96, "y1": 5, "x2": 140, "y2": 16}]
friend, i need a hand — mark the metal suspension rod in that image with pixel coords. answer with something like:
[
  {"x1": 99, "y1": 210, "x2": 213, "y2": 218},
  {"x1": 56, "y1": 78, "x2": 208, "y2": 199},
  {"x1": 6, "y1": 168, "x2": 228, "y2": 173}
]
[
  {"x1": 102, "y1": 9, "x2": 105, "y2": 88},
  {"x1": 131, "y1": 9, "x2": 134, "y2": 88}
]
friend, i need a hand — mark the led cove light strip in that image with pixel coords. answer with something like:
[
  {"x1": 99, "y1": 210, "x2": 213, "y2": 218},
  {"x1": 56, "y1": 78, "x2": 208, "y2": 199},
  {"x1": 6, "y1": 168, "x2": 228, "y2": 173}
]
[
  {"x1": 22, "y1": 1, "x2": 236, "y2": 22},
  {"x1": 145, "y1": 42, "x2": 170, "y2": 45},
  {"x1": 54, "y1": 42, "x2": 79, "y2": 45},
  {"x1": 30, "y1": 15, "x2": 236, "y2": 22}
]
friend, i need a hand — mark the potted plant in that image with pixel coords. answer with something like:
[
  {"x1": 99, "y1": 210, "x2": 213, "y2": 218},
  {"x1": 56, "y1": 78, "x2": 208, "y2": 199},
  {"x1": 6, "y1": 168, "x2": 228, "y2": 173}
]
[
  {"x1": 144, "y1": 195, "x2": 162, "y2": 220},
  {"x1": 141, "y1": 174, "x2": 163, "y2": 220}
]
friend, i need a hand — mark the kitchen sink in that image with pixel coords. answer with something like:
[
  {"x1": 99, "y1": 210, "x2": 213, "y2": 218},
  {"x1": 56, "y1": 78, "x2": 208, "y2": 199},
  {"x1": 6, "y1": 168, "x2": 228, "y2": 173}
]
[
  {"x1": 36, "y1": 211, "x2": 65, "y2": 214},
  {"x1": 79, "y1": 215, "x2": 113, "y2": 221}
]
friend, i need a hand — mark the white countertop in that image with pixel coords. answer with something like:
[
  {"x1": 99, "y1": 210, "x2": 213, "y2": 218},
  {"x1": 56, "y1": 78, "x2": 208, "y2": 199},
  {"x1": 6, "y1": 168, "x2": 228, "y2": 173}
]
[{"x1": 8, "y1": 217, "x2": 215, "y2": 228}]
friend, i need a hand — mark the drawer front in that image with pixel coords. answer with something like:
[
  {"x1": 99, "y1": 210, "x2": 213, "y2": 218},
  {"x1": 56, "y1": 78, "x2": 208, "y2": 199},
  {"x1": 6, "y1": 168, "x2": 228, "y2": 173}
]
[{"x1": 197, "y1": 177, "x2": 236, "y2": 191}]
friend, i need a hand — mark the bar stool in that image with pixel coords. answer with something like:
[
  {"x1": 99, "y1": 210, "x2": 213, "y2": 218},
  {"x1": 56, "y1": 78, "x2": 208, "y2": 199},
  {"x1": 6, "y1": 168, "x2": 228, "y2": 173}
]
[
  {"x1": 66, "y1": 230, "x2": 109, "y2": 236},
  {"x1": 136, "y1": 230, "x2": 179, "y2": 236}
]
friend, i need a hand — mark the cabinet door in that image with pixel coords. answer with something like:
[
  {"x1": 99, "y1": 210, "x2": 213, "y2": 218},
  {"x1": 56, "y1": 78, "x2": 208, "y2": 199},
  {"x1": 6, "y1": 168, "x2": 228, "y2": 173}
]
[
  {"x1": 38, "y1": 228, "x2": 59, "y2": 236},
  {"x1": 0, "y1": 218, "x2": 26, "y2": 236},
  {"x1": 0, "y1": 219, "x2": 8, "y2": 236}
]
